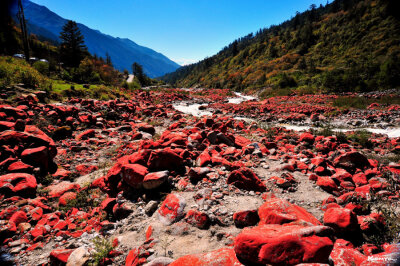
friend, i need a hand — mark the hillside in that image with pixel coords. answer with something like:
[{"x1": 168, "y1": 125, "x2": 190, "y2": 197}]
[
  {"x1": 162, "y1": 0, "x2": 400, "y2": 95},
  {"x1": 18, "y1": 0, "x2": 180, "y2": 77}
]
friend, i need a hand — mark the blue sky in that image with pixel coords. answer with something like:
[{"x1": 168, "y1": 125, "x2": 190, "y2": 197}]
[{"x1": 30, "y1": 0, "x2": 327, "y2": 65}]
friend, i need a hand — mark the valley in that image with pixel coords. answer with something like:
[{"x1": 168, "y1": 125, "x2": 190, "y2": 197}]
[
  {"x1": 0, "y1": 87, "x2": 399, "y2": 265},
  {"x1": 1, "y1": 0, "x2": 400, "y2": 265}
]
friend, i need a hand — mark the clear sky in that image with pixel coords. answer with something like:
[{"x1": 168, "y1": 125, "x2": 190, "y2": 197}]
[{"x1": 29, "y1": 0, "x2": 327, "y2": 65}]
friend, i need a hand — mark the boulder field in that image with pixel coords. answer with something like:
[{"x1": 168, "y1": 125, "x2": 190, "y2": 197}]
[{"x1": 0, "y1": 88, "x2": 399, "y2": 265}]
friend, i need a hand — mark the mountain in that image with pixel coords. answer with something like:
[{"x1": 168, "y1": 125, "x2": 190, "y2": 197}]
[
  {"x1": 161, "y1": 0, "x2": 400, "y2": 94},
  {"x1": 18, "y1": 0, "x2": 180, "y2": 77}
]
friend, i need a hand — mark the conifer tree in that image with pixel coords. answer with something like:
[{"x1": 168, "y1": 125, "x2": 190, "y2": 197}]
[{"x1": 59, "y1": 20, "x2": 87, "y2": 67}]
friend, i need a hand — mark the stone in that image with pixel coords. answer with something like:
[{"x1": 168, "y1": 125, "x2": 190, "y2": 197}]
[
  {"x1": 334, "y1": 152, "x2": 371, "y2": 171},
  {"x1": 143, "y1": 171, "x2": 169, "y2": 189},
  {"x1": 66, "y1": 247, "x2": 91, "y2": 266},
  {"x1": 157, "y1": 194, "x2": 186, "y2": 225},
  {"x1": 258, "y1": 196, "x2": 321, "y2": 226},
  {"x1": 188, "y1": 167, "x2": 211, "y2": 183},
  {"x1": 316, "y1": 176, "x2": 338, "y2": 193},
  {"x1": 46, "y1": 181, "x2": 80, "y2": 198},
  {"x1": 75, "y1": 129, "x2": 95, "y2": 140},
  {"x1": 233, "y1": 210, "x2": 260, "y2": 228},
  {"x1": 21, "y1": 146, "x2": 49, "y2": 173},
  {"x1": 145, "y1": 201, "x2": 159, "y2": 215},
  {"x1": 234, "y1": 224, "x2": 334, "y2": 265},
  {"x1": 170, "y1": 248, "x2": 242, "y2": 266},
  {"x1": 323, "y1": 207, "x2": 359, "y2": 234},
  {"x1": 227, "y1": 168, "x2": 266, "y2": 192},
  {"x1": 0, "y1": 173, "x2": 37, "y2": 198},
  {"x1": 329, "y1": 239, "x2": 367, "y2": 265},
  {"x1": 9, "y1": 211, "x2": 28, "y2": 226},
  {"x1": 184, "y1": 210, "x2": 210, "y2": 229},
  {"x1": 145, "y1": 257, "x2": 175, "y2": 266},
  {"x1": 50, "y1": 249, "x2": 74, "y2": 265},
  {"x1": 147, "y1": 149, "x2": 184, "y2": 171},
  {"x1": 299, "y1": 133, "x2": 315, "y2": 143},
  {"x1": 121, "y1": 164, "x2": 148, "y2": 188}
]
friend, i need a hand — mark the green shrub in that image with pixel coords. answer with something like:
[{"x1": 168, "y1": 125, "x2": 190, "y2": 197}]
[
  {"x1": 348, "y1": 130, "x2": 373, "y2": 149},
  {"x1": 0, "y1": 56, "x2": 49, "y2": 89},
  {"x1": 91, "y1": 237, "x2": 114, "y2": 266},
  {"x1": 33, "y1": 61, "x2": 49, "y2": 75}
]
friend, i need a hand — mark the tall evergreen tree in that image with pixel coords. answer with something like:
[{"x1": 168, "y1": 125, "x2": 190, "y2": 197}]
[
  {"x1": 132, "y1": 62, "x2": 149, "y2": 86},
  {"x1": 106, "y1": 52, "x2": 112, "y2": 66},
  {"x1": 0, "y1": 0, "x2": 19, "y2": 55},
  {"x1": 59, "y1": 20, "x2": 87, "y2": 67}
]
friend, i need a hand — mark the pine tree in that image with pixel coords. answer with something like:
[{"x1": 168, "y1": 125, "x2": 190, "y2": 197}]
[
  {"x1": 106, "y1": 52, "x2": 112, "y2": 66},
  {"x1": 59, "y1": 20, "x2": 87, "y2": 67},
  {"x1": 132, "y1": 62, "x2": 149, "y2": 86}
]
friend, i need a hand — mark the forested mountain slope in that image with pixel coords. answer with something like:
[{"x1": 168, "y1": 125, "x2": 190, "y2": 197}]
[{"x1": 162, "y1": 0, "x2": 400, "y2": 95}]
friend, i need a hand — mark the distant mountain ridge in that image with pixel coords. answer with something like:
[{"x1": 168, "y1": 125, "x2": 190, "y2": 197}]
[{"x1": 18, "y1": 0, "x2": 180, "y2": 77}]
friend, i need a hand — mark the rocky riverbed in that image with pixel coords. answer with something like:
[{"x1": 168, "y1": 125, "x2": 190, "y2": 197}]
[{"x1": 0, "y1": 88, "x2": 400, "y2": 265}]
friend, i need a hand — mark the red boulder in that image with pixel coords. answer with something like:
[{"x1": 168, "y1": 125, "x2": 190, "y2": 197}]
[
  {"x1": 170, "y1": 248, "x2": 242, "y2": 266},
  {"x1": 157, "y1": 194, "x2": 186, "y2": 225},
  {"x1": 234, "y1": 224, "x2": 334, "y2": 265},
  {"x1": 227, "y1": 168, "x2": 266, "y2": 192},
  {"x1": 323, "y1": 207, "x2": 359, "y2": 234}
]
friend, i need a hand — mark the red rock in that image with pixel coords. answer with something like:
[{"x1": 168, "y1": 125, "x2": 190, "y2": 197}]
[
  {"x1": 125, "y1": 248, "x2": 140, "y2": 266},
  {"x1": 0, "y1": 205, "x2": 18, "y2": 220},
  {"x1": 113, "y1": 203, "x2": 133, "y2": 219},
  {"x1": 143, "y1": 171, "x2": 168, "y2": 189},
  {"x1": 100, "y1": 198, "x2": 117, "y2": 213},
  {"x1": 147, "y1": 149, "x2": 184, "y2": 171},
  {"x1": 352, "y1": 173, "x2": 368, "y2": 186},
  {"x1": 316, "y1": 176, "x2": 338, "y2": 193},
  {"x1": 126, "y1": 150, "x2": 153, "y2": 166},
  {"x1": 309, "y1": 174, "x2": 319, "y2": 181},
  {"x1": 358, "y1": 213, "x2": 385, "y2": 233},
  {"x1": 185, "y1": 209, "x2": 210, "y2": 229},
  {"x1": 188, "y1": 167, "x2": 211, "y2": 183},
  {"x1": 258, "y1": 197, "x2": 321, "y2": 226},
  {"x1": 0, "y1": 127, "x2": 56, "y2": 158},
  {"x1": 75, "y1": 129, "x2": 95, "y2": 140},
  {"x1": 334, "y1": 151, "x2": 371, "y2": 171},
  {"x1": 329, "y1": 239, "x2": 367, "y2": 265},
  {"x1": 29, "y1": 207, "x2": 43, "y2": 221},
  {"x1": 145, "y1": 225, "x2": 153, "y2": 241},
  {"x1": 332, "y1": 169, "x2": 353, "y2": 182},
  {"x1": 362, "y1": 244, "x2": 381, "y2": 256},
  {"x1": 227, "y1": 168, "x2": 266, "y2": 192},
  {"x1": 7, "y1": 160, "x2": 34, "y2": 173},
  {"x1": 138, "y1": 124, "x2": 155, "y2": 135},
  {"x1": 121, "y1": 164, "x2": 148, "y2": 188},
  {"x1": 157, "y1": 194, "x2": 186, "y2": 225},
  {"x1": 0, "y1": 173, "x2": 37, "y2": 197},
  {"x1": 59, "y1": 192, "x2": 77, "y2": 206},
  {"x1": 53, "y1": 169, "x2": 72, "y2": 180},
  {"x1": 9, "y1": 211, "x2": 28, "y2": 226},
  {"x1": 75, "y1": 164, "x2": 98, "y2": 176},
  {"x1": 47, "y1": 181, "x2": 80, "y2": 198},
  {"x1": 300, "y1": 133, "x2": 315, "y2": 143},
  {"x1": 323, "y1": 207, "x2": 359, "y2": 234},
  {"x1": 21, "y1": 146, "x2": 49, "y2": 172},
  {"x1": 196, "y1": 150, "x2": 212, "y2": 167},
  {"x1": 234, "y1": 224, "x2": 334, "y2": 265},
  {"x1": 233, "y1": 210, "x2": 260, "y2": 228},
  {"x1": 170, "y1": 248, "x2": 242, "y2": 266},
  {"x1": 50, "y1": 249, "x2": 74, "y2": 264},
  {"x1": 360, "y1": 244, "x2": 400, "y2": 266},
  {"x1": 235, "y1": 135, "x2": 252, "y2": 148}
]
